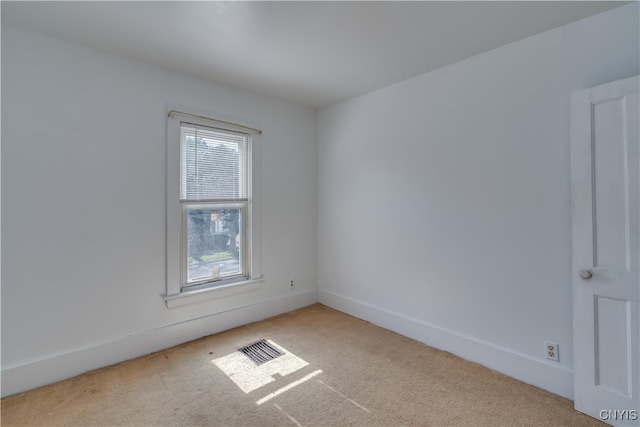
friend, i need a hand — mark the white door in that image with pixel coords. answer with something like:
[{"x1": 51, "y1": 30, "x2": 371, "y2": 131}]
[{"x1": 571, "y1": 75, "x2": 640, "y2": 426}]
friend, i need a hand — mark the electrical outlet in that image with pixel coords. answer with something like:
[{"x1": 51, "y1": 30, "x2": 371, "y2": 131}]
[
  {"x1": 289, "y1": 279, "x2": 294, "y2": 289},
  {"x1": 545, "y1": 341, "x2": 559, "y2": 362}
]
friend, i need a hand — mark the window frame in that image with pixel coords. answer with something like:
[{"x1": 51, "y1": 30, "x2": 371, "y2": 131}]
[{"x1": 164, "y1": 111, "x2": 262, "y2": 308}]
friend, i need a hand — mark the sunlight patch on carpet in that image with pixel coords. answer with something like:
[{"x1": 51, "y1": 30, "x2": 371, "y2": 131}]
[
  {"x1": 255, "y1": 369, "x2": 323, "y2": 405},
  {"x1": 212, "y1": 339, "x2": 309, "y2": 393}
]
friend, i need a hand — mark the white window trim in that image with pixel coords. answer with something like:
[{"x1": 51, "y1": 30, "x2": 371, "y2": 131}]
[{"x1": 164, "y1": 110, "x2": 262, "y2": 308}]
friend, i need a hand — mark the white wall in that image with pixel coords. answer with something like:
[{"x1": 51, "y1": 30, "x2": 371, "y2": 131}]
[
  {"x1": 318, "y1": 3, "x2": 639, "y2": 399},
  {"x1": 1, "y1": 25, "x2": 318, "y2": 396}
]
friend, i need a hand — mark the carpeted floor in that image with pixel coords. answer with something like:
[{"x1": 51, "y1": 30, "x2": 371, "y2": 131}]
[{"x1": 1, "y1": 304, "x2": 603, "y2": 426}]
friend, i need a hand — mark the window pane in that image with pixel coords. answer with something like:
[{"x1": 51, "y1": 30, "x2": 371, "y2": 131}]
[
  {"x1": 186, "y1": 208, "x2": 242, "y2": 284},
  {"x1": 180, "y1": 124, "x2": 248, "y2": 200}
]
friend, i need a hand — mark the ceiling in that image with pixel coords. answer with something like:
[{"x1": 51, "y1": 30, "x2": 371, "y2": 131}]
[{"x1": 1, "y1": 1, "x2": 629, "y2": 109}]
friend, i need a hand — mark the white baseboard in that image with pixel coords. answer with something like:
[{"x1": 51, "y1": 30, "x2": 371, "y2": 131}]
[
  {"x1": 1, "y1": 290, "x2": 318, "y2": 398},
  {"x1": 318, "y1": 289, "x2": 574, "y2": 400}
]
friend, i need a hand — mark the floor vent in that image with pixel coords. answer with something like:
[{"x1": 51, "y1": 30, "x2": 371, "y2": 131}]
[{"x1": 238, "y1": 339, "x2": 284, "y2": 365}]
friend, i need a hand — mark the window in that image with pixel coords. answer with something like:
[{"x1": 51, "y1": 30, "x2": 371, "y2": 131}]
[
  {"x1": 165, "y1": 111, "x2": 262, "y2": 308},
  {"x1": 182, "y1": 123, "x2": 247, "y2": 285}
]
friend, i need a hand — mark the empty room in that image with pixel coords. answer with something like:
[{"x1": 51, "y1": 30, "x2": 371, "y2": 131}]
[{"x1": 1, "y1": 1, "x2": 639, "y2": 426}]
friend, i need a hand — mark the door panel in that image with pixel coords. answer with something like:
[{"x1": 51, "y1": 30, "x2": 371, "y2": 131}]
[
  {"x1": 594, "y1": 296, "x2": 631, "y2": 397},
  {"x1": 592, "y1": 97, "x2": 630, "y2": 272},
  {"x1": 571, "y1": 76, "x2": 639, "y2": 426}
]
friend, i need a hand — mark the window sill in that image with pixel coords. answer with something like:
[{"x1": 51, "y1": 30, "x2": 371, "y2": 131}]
[{"x1": 163, "y1": 277, "x2": 263, "y2": 309}]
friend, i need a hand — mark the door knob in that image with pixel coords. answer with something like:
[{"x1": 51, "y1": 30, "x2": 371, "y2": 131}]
[{"x1": 579, "y1": 269, "x2": 593, "y2": 280}]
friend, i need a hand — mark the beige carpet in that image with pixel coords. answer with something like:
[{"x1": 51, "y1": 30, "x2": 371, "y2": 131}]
[{"x1": 2, "y1": 304, "x2": 603, "y2": 426}]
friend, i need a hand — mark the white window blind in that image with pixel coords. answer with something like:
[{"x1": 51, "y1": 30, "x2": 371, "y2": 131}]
[{"x1": 180, "y1": 123, "x2": 248, "y2": 201}]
